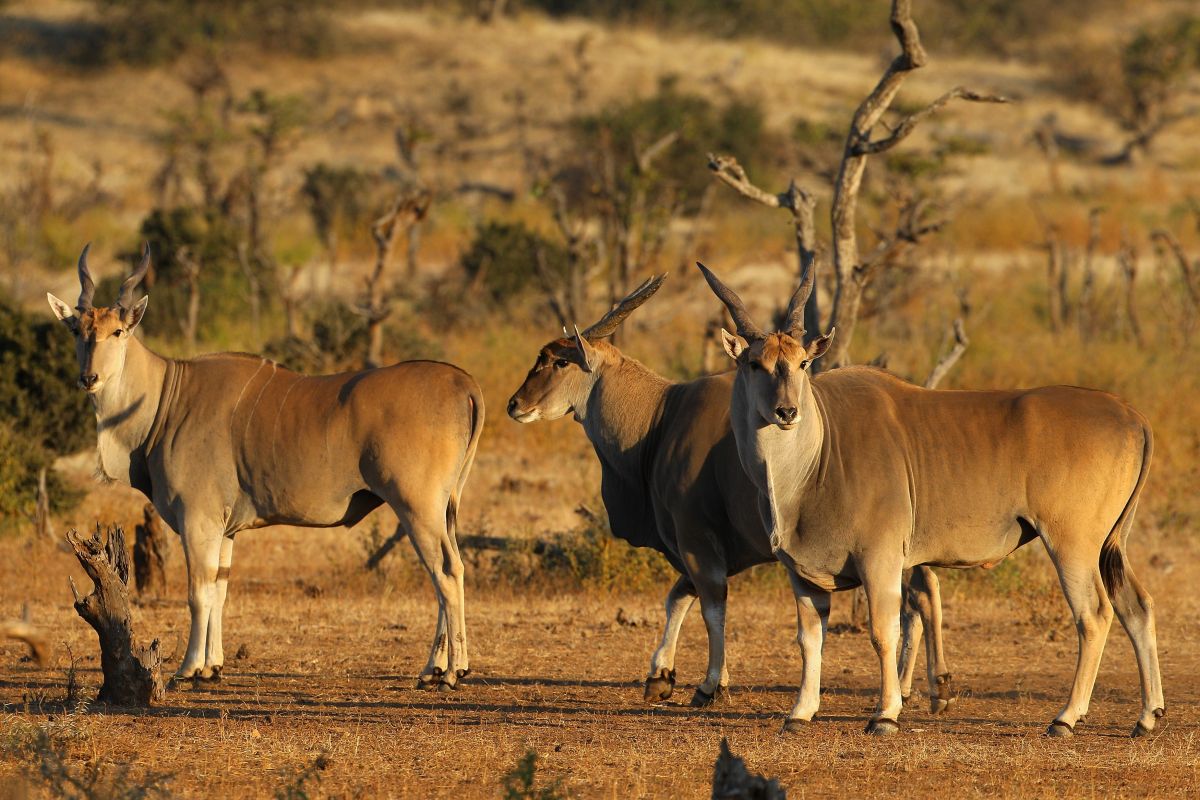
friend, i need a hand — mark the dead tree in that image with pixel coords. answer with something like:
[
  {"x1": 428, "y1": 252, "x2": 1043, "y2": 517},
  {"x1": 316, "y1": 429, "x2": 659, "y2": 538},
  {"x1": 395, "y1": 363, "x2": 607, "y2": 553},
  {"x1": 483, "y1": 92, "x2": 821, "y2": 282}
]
[
  {"x1": 1117, "y1": 230, "x2": 1145, "y2": 349},
  {"x1": 133, "y1": 503, "x2": 170, "y2": 598},
  {"x1": 1079, "y1": 207, "x2": 1103, "y2": 340},
  {"x1": 175, "y1": 245, "x2": 202, "y2": 354},
  {"x1": 1150, "y1": 228, "x2": 1200, "y2": 311},
  {"x1": 711, "y1": 738, "x2": 786, "y2": 800},
  {"x1": 362, "y1": 187, "x2": 431, "y2": 369},
  {"x1": 1033, "y1": 210, "x2": 1068, "y2": 333},
  {"x1": 708, "y1": 0, "x2": 1007, "y2": 368},
  {"x1": 67, "y1": 524, "x2": 164, "y2": 706},
  {"x1": 32, "y1": 466, "x2": 51, "y2": 541}
]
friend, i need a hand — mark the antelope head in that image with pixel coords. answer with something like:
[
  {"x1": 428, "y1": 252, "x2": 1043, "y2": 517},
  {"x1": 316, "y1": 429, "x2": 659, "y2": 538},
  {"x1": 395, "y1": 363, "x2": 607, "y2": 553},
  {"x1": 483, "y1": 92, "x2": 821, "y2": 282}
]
[
  {"x1": 507, "y1": 274, "x2": 667, "y2": 423},
  {"x1": 696, "y1": 262, "x2": 834, "y2": 431},
  {"x1": 47, "y1": 243, "x2": 152, "y2": 395}
]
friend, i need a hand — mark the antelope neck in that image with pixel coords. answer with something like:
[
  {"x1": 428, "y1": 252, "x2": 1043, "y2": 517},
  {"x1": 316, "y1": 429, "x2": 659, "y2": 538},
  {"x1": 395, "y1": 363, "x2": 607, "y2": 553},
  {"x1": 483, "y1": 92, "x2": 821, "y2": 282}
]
[
  {"x1": 92, "y1": 336, "x2": 171, "y2": 480},
  {"x1": 578, "y1": 352, "x2": 670, "y2": 485}
]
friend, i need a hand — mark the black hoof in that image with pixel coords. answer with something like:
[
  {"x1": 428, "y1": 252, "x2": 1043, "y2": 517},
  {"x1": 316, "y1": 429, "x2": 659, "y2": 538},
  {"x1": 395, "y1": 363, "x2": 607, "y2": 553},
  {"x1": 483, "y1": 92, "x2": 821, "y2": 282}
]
[
  {"x1": 690, "y1": 686, "x2": 730, "y2": 708},
  {"x1": 865, "y1": 718, "x2": 900, "y2": 736},
  {"x1": 901, "y1": 692, "x2": 917, "y2": 707},
  {"x1": 643, "y1": 669, "x2": 676, "y2": 703},
  {"x1": 935, "y1": 673, "x2": 953, "y2": 686},
  {"x1": 781, "y1": 718, "x2": 810, "y2": 734},
  {"x1": 1131, "y1": 721, "x2": 1155, "y2": 738},
  {"x1": 1045, "y1": 720, "x2": 1074, "y2": 738},
  {"x1": 196, "y1": 667, "x2": 222, "y2": 684},
  {"x1": 436, "y1": 681, "x2": 457, "y2": 693},
  {"x1": 415, "y1": 668, "x2": 444, "y2": 690}
]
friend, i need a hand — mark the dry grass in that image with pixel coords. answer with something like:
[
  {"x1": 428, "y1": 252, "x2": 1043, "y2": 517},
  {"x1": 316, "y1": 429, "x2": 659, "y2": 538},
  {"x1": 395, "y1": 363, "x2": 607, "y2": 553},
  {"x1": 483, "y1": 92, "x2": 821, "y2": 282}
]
[{"x1": 1, "y1": 509, "x2": 1198, "y2": 798}]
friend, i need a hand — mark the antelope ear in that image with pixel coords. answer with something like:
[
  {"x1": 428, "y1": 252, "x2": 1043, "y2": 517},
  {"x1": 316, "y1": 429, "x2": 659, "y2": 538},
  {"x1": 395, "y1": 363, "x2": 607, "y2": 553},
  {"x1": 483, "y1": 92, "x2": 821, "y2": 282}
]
[
  {"x1": 807, "y1": 327, "x2": 836, "y2": 360},
  {"x1": 124, "y1": 295, "x2": 150, "y2": 330},
  {"x1": 47, "y1": 294, "x2": 79, "y2": 331},
  {"x1": 571, "y1": 324, "x2": 596, "y2": 373},
  {"x1": 720, "y1": 328, "x2": 745, "y2": 360}
]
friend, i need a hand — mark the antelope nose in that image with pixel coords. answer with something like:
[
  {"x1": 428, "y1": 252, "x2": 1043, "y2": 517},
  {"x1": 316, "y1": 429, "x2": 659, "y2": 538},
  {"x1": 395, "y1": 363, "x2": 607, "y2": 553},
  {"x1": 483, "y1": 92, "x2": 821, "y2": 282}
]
[
  {"x1": 776, "y1": 406, "x2": 798, "y2": 424},
  {"x1": 79, "y1": 373, "x2": 99, "y2": 390},
  {"x1": 506, "y1": 397, "x2": 519, "y2": 417}
]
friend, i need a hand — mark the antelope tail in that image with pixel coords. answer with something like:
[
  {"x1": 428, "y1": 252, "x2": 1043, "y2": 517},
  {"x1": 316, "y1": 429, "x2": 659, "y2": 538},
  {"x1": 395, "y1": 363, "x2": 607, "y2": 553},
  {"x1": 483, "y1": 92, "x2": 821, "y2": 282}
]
[
  {"x1": 448, "y1": 383, "x2": 485, "y2": 545},
  {"x1": 1099, "y1": 420, "x2": 1153, "y2": 597}
]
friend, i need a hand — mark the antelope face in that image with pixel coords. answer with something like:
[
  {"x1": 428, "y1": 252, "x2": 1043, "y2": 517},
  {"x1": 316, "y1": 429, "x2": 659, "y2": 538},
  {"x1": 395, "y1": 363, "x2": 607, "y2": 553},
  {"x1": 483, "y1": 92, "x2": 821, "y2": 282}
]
[
  {"x1": 508, "y1": 338, "x2": 594, "y2": 423},
  {"x1": 722, "y1": 329, "x2": 833, "y2": 430},
  {"x1": 47, "y1": 297, "x2": 148, "y2": 394}
]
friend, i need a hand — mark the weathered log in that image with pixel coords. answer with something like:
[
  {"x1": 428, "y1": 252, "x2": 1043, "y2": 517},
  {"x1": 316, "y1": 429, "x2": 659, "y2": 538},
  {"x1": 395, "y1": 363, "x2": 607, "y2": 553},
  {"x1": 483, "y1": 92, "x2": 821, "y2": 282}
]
[
  {"x1": 66, "y1": 523, "x2": 164, "y2": 706},
  {"x1": 711, "y1": 738, "x2": 786, "y2": 800},
  {"x1": 133, "y1": 503, "x2": 170, "y2": 597}
]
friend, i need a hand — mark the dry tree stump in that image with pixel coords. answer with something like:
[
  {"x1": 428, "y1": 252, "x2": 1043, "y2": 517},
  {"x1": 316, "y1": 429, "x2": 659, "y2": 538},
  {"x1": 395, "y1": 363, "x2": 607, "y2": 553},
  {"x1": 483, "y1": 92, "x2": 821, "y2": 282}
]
[
  {"x1": 133, "y1": 503, "x2": 170, "y2": 597},
  {"x1": 67, "y1": 523, "x2": 164, "y2": 706},
  {"x1": 711, "y1": 738, "x2": 786, "y2": 800}
]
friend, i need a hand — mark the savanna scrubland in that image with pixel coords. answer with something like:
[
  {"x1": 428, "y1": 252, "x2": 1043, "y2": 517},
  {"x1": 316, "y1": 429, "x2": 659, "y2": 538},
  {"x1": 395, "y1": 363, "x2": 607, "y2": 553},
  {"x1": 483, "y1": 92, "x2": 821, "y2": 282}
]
[{"x1": 1, "y1": 0, "x2": 1200, "y2": 796}]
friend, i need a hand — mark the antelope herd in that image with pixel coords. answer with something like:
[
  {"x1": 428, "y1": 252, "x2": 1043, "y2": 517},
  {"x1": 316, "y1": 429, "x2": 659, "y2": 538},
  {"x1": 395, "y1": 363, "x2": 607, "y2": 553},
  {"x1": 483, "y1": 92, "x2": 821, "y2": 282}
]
[{"x1": 41, "y1": 243, "x2": 1163, "y2": 738}]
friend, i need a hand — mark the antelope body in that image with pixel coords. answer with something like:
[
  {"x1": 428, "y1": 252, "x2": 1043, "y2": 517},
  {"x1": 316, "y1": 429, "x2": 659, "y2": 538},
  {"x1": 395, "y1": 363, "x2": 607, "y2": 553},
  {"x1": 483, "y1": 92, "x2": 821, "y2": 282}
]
[
  {"x1": 48, "y1": 245, "x2": 483, "y2": 687},
  {"x1": 508, "y1": 277, "x2": 953, "y2": 708},
  {"x1": 699, "y1": 261, "x2": 1164, "y2": 737}
]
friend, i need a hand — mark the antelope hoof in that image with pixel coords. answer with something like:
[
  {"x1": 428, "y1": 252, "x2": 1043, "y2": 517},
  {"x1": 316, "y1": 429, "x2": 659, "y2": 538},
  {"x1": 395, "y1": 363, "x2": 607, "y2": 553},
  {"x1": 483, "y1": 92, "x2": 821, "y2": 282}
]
[
  {"x1": 643, "y1": 669, "x2": 676, "y2": 703},
  {"x1": 416, "y1": 668, "x2": 445, "y2": 690},
  {"x1": 197, "y1": 665, "x2": 223, "y2": 683},
  {"x1": 781, "y1": 718, "x2": 811, "y2": 735},
  {"x1": 1045, "y1": 720, "x2": 1074, "y2": 738},
  {"x1": 1131, "y1": 721, "x2": 1156, "y2": 738},
  {"x1": 436, "y1": 680, "x2": 458, "y2": 693},
  {"x1": 690, "y1": 686, "x2": 731, "y2": 708},
  {"x1": 930, "y1": 695, "x2": 955, "y2": 715},
  {"x1": 901, "y1": 692, "x2": 917, "y2": 708},
  {"x1": 1155, "y1": 707, "x2": 1166, "y2": 718},
  {"x1": 865, "y1": 718, "x2": 900, "y2": 737}
]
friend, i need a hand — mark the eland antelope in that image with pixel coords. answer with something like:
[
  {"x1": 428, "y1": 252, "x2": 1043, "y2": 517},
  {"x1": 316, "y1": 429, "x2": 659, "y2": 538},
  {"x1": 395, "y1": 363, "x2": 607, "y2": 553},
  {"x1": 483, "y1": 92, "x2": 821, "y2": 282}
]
[
  {"x1": 48, "y1": 244, "x2": 483, "y2": 689},
  {"x1": 697, "y1": 261, "x2": 1163, "y2": 737},
  {"x1": 507, "y1": 275, "x2": 954, "y2": 710}
]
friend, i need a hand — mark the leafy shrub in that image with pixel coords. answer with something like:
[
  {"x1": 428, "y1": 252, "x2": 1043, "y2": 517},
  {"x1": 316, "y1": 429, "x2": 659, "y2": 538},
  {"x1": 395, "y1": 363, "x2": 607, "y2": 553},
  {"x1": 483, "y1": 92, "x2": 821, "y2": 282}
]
[
  {"x1": 567, "y1": 77, "x2": 780, "y2": 217},
  {"x1": 89, "y1": 0, "x2": 336, "y2": 65},
  {"x1": 460, "y1": 221, "x2": 569, "y2": 304},
  {"x1": 0, "y1": 302, "x2": 92, "y2": 455},
  {"x1": 501, "y1": 749, "x2": 567, "y2": 800},
  {"x1": 263, "y1": 301, "x2": 444, "y2": 374}
]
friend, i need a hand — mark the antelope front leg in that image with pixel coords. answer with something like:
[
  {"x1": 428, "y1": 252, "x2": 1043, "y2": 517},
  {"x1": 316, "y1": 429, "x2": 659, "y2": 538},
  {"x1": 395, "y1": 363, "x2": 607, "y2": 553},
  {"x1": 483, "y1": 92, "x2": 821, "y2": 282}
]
[
  {"x1": 782, "y1": 573, "x2": 830, "y2": 732},
  {"x1": 690, "y1": 572, "x2": 731, "y2": 707},
  {"x1": 173, "y1": 521, "x2": 223, "y2": 684},
  {"x1": 645, "y1": 575, "x2": 696, "y2": 702},
  {"x1": 862, "y1": 563, "x2": 905, "y2": 736},
  {"x1": 200, "y1": 534, "x2": 235, "y2": 681}
]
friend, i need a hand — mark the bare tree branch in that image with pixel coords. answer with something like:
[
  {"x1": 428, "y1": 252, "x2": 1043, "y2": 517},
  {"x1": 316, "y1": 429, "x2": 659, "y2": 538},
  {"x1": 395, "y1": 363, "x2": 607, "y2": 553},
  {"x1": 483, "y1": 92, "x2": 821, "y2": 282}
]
[
  {"x1": 851, "y1": 87, "x2": 1011, "y2": 156},
  {"x1": 924, "y1": 318, "x2": 969, "y2": 389}
]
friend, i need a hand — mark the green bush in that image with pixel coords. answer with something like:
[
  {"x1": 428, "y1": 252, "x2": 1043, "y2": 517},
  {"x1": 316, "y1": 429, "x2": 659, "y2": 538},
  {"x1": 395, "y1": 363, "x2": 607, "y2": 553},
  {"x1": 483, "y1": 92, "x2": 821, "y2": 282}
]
[
  {"x1": 0, "y1": 301, "x2": 90, "y2": 525},
  {"x1": 460, "y1": 221, "x2": 569, "y2": 304},
  {"x1": 263, "y1": 301, "x2": 444, "y2": 374},
  {"x1": 89, "y1": 0, "x2": 336, "y2": 65},
  {"x1": 0, "y1": 302, "x2": 92, "y2": 455}
]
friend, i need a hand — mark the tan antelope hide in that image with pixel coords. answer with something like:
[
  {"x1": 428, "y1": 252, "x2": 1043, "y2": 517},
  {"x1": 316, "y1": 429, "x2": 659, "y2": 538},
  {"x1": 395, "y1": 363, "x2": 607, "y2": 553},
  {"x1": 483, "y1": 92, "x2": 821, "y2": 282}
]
[
  {"x1": 698, "y1": 260, "x2": 1162, "y2": 738},
  {"x1": 48, "y1": 244, "x2": 483, "y2": 689},
  {"x1": 508, "y1": 275, "x2": 953, "y2": 710}
]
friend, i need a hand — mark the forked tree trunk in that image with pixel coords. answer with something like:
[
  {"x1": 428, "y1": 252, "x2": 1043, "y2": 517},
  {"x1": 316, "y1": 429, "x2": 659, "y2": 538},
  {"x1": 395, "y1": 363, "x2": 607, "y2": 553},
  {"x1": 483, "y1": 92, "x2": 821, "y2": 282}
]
[
  {"x1": 133, "y1": 503, "x2": 170, "y2": 597},
  {"x1": 67, "y1": 524, "x2": 164, "y2": 706}
]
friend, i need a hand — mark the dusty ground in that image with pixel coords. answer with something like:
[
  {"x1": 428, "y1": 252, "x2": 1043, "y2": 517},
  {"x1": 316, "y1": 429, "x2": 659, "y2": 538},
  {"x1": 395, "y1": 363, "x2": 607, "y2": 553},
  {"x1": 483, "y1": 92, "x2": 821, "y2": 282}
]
[{"x1": 1, "y1": 508, "x2": 1198, "y2": 798}]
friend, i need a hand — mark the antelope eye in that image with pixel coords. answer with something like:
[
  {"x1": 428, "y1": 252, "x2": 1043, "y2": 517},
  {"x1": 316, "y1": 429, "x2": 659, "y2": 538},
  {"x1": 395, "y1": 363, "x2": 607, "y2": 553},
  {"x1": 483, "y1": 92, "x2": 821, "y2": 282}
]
[
  {"x1": 112, "y1": 329, "x2": 124, "y2": 338},
  {"x1": 748, "y1": 361, "x2": 763, "y2": 372},
  {"x1": 554, "y1": 359, "x2": 570, "y2": 369}
]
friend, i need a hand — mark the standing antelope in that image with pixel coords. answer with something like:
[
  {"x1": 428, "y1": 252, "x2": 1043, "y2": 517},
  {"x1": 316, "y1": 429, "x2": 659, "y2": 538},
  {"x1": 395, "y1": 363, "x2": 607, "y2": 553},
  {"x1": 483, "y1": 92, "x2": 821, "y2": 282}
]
[
  {"x1": 697, "y1": 261, "x2": 1164, "y2": 737},
  {"x1": 507, "y1": 276, "x2": 954, "y2": 710},
  {"x1": 48, "y1": 244, "x2": 483, "y2": 689}
]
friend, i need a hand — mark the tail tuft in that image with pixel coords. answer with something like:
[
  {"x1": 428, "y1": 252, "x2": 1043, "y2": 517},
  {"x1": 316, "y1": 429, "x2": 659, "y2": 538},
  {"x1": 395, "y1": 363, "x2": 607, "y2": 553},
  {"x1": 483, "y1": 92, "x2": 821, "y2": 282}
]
[{"x1": 1100, "y1": 542, "x2": 1125, "y2": 597}]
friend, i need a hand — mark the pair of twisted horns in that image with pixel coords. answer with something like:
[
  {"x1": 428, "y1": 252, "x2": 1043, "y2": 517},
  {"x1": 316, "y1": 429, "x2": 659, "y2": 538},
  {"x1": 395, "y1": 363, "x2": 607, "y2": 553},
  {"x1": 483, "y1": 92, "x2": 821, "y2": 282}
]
[
  {"x1": 696, "y1": 261, "x2": 815, "y2": 342},
  {"x1": 75, "y1": 242, "x2": 152, "y2": 312},
  {"x1": 574, "y1": 273, "x2": 668, "y2": 341}
]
